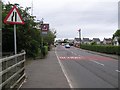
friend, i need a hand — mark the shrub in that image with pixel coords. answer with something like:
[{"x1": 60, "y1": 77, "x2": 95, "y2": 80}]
[
  {"x1": 80, "y1": 44, "x2": 120, "y2": 55},
  {"x1": 41, "y1": 45, "x2": 48, "y2": 58},
  {"x1": 26, "y1": 40, "x2": 40, "y2": 58}
]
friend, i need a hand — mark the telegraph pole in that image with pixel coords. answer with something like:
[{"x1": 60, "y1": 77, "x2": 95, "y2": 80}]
[
  {"x1": 78, "y1": 29, "x2": 81, "y2": 47},
  {"x1": 31, "y1": 0, "x2": 33, "y2": 16}
]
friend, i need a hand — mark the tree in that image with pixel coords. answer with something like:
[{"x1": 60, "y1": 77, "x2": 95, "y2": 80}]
[
  {"x1": 91, "y1": 41, "x2": 97, "y2": 45},
  {"x1": 43, "y1": 31, "x2": 55, "y2": 45},
  {"x1": 2, "y1": 2, "x2": 56, "y2": 58},
  {"x1": 113, "y1": 29, "x2": 120, "y2": 45},
  {"x1": 2, "y1": 3, "x2": 41, "y2": 57}
]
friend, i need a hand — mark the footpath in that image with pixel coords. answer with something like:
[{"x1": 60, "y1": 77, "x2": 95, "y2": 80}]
[{"x1": 21, "y1": 48, "x2": 70, "y2": 88}]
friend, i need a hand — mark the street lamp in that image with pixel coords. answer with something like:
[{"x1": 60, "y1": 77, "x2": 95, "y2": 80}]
[{"x1": 78, "y1": 29, "x2": 81, "y2": 47}]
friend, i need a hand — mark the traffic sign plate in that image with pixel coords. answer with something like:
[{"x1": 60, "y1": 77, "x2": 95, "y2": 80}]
[
  {"x1": 4, "y1": 5, "x2": 24, "y2": 24},
  {"x1": 41, "y1": 24, "x2": 49, "y2": 31}
]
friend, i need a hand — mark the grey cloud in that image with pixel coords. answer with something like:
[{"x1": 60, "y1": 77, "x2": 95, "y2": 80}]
[
  {"x1": 36, "y1": 1, "x2": 117, "y2": 27},
  {"x1": 4, "y1": 0, "x2": 118, "y2": 39}
]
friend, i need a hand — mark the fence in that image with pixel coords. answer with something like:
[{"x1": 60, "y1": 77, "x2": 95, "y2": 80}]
[{"x1": 0, "y1": 50, "x2": 26, "y2": 89}]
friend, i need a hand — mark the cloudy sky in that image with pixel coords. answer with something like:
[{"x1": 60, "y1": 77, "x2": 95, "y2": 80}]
[{"x1": 3, "y1": 0, "x2": 119, "y2": 40}]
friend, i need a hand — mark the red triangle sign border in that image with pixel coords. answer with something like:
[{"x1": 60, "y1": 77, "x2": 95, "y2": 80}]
[{"x1": 4, "y1": 5, "x2": 25, "y2": 25}]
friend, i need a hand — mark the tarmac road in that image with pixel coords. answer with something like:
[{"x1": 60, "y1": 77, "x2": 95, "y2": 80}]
[{"x1": 55, "y1": 45, "x2": 119, "y2": 88}]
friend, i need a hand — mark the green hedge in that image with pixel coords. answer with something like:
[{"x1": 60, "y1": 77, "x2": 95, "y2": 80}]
[
  {"x1": 80, "y1": 44, "x2": 120, "y2": 55},
  {"x1": 41, "y1": 45, "x2": 48, "y2": 57}
]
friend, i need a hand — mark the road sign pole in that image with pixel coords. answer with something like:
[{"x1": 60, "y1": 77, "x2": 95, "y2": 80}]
[
  {"x1": 14, "y1": 24, "x2": 17, "y2": 54},
  {"x1": 4, "y1": 5, "x2": 24, "y2": 55}
]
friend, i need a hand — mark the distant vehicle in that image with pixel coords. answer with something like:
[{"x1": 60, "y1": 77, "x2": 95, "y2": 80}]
[
  {"x1": 54, "y1": 44, "x2": 56, "y2": 47},
  {"x1": 65, "y1": 44, "x2": 70, "y2": 48},
  {"x1": 69, "y1": 43, "x2": 74, "y2": 46},
  {"x1": 62, "y1": 43, "x2": 64, "y2": 46},
  {"x1": 54, "y1": 42, "x2": 58, "y2": 47}
]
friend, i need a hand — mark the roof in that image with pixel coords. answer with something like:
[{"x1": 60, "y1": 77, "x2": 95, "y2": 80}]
[
  {"x1": 104, "y1": 38, "x2": 112, "y2": 41},
  {"x1": 93, "y1": 38, "x2": 100, "y2": 42},
  {"x1": 74, "y1": 38, "x2": 81, "y2": 41},
  {"x1": 83, "y1": 38, "x2": 90, "y2": 42}
]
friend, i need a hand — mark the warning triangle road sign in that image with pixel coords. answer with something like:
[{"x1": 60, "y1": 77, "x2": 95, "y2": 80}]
[{"x1": 4, "y1": 5, "x2": 24, "y2": 25}]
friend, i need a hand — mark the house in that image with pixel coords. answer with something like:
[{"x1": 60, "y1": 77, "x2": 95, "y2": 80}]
[
  {"x1": 113, "y1": 37, "x2": 119, "y2": 46},
  {"x1": 103, "y1": 38, "x2": 112, "y2": 45},
  {"x1": 68, "y1": 39, "x2": 74, "y2": 46},
  {"x1": 74, "y1": 38, "x2": 81, "y2": 47},
  {"x1": 82, "y1": 38, "x2": 91, "y2": 44},
  {"x1": 92, "y1": 38, "x2": 101, "y2": 44}
]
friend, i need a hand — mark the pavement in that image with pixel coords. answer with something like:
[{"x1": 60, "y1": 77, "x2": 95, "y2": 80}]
[{"x1": 21, "y1": 47, "x2": 70, "y2": 88}]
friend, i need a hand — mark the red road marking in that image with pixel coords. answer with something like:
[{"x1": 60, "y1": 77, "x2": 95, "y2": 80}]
[{"x1": 85, "y1": 56, "x2": 113, "y2": 61}]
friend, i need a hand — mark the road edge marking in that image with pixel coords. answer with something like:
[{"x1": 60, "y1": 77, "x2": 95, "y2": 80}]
[{"x1": 55, "y1": 48, "x2": 73, "y2": 88}]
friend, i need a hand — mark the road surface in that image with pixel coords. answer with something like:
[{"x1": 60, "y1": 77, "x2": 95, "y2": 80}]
[{"x1": 55, "y1": 45, "x2": 118, "y2": 88}]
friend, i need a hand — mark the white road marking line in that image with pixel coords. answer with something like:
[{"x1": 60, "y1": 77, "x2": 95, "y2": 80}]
[
  {"x1": 71, "y1": 51, "x2": 74, "y2": 54},
  {"x1": 70, "y1": 51, "x2": 77, "y2": 55},
  {"x1": 90, "y1": 60, "x2": 104, "y2": 66},
  {"x1": 55, "y1": 48, "x2": 73, "y2": 88},
  {"x1": 73, "y1": 53, "x2": 77, "y2": 55},
  {"x1": 63, "y1": 47, "x2": 77, "y2": 56},
  {"x1": 116, "y1": 70, "x2": 120, "y2": 72}
]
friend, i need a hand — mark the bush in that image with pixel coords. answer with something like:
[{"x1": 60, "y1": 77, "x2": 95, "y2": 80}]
[
  {"x1": 26, "y1": 40, "x2": 40, "y2": 58},
  {"x1": 80, "y1": 44, "x2": 120, "y2": 55},
  {"x1": 44, "y1": 46, "x2": 48, "y2": 55},
  {"x1": 41, "y1": 45, "x2": 48, "y2": 58}
]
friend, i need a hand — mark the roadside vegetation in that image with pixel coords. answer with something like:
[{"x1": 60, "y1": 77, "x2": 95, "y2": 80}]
[
  {"x1": 80, "y1": 44, "x2": 120, "y2": 55},
  {"x1": 80, "y1": 29, "x2": 120, "y2": 55},
  {"x1": 2, "y1": 2, "x2": 56, "y2": 58}
]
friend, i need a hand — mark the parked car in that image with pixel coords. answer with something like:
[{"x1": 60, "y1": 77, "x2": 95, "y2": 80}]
[{"x1": 65, "y1": 44, "x2": 70, "y2": 48}]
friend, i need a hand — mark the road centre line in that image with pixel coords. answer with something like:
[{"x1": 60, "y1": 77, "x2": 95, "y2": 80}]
[
  {"x1": 55, "y1": 48, "x2": 73, "y2": 88},
  {"x1": 72, "y1": 52, "x2": 77, "y2": 55},
  {"x1": 64, "y1": 47, "x2": 77, "y2": 56},
  {"x1": 90, "y1": 60, "x2": 105, "y2": 66}
]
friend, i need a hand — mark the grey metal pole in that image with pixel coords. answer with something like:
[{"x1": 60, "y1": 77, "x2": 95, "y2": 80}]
[
  {"x1": 14, "y1": 25, "x2": 18, "y2": 73},
  {"x1": 14, "y1": 25, "x2": 17, "y2": 54}
]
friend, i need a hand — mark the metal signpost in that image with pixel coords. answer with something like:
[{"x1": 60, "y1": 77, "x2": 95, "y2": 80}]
[
  {"x1": 41, "y1": 24, "x2": 49, "y2": 35},
  {"x1": 4, "y1": 5, "x2": 24, "y2": 55},
  {"x1": 41, "y1": 24, "x2": 49, "y2": 44},
  {"x1": 40, "y1": 23, "x2": 49, "y2": 57}
]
